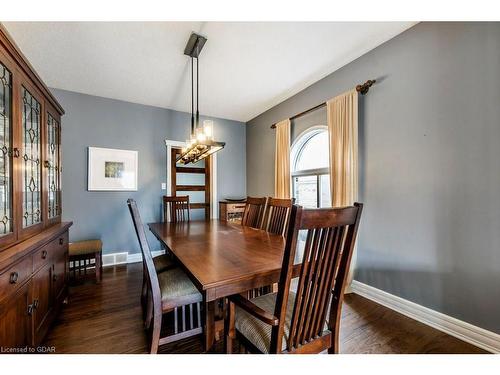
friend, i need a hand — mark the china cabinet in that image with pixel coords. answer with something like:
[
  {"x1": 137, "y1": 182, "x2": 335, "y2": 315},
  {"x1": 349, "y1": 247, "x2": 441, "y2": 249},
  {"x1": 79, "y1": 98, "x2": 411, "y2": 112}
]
[{"x1": 0, "y1": 24, "x2": 72, "y2": 348}]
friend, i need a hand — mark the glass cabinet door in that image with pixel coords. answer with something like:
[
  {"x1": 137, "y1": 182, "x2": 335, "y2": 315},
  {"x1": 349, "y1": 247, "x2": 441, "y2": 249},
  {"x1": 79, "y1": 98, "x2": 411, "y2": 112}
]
[
  {"x1": 21, "y1": 86, "x2": 42, "y2": 229},
  {"x1": 0, "y1": 62, "x2": 13, "y2": 238},
  {"x1": 46, "y1": 111, "x2": 61, "y2": 220}
]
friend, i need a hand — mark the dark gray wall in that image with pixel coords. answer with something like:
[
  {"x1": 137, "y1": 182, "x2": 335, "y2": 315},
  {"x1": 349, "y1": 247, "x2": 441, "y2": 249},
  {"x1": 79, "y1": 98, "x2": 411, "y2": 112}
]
[
  {"x1": 53, "y1": 89, "x2": 246, "y2": 255},
  {"x1": 246, "y1": 22, "x2": 500, "y2": 333}
]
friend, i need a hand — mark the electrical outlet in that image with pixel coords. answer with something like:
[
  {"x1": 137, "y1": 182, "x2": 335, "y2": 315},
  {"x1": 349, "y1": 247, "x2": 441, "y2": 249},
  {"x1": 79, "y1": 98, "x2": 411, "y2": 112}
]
[{"x1": 161, "y1": 183, "x2": 166, "y2": 190}]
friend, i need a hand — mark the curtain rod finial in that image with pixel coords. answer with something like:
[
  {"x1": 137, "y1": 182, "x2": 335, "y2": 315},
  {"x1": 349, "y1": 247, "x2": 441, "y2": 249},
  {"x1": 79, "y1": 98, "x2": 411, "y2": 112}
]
[{"x1": 356, "y1": 79, "x2": 376, "y2": 95}]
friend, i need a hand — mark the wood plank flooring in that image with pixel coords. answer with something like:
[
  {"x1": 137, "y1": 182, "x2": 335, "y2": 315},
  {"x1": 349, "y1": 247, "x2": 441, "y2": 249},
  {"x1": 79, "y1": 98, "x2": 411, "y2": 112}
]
[{"x1": 43, "y1": 263, "x2": 486, "y2": 354}]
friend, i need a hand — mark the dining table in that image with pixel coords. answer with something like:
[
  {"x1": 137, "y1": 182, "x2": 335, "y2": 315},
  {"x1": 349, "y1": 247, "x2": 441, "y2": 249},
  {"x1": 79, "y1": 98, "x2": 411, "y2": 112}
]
[{"x1": 148, "y1": 219, "x2": 291, "y2": 352}]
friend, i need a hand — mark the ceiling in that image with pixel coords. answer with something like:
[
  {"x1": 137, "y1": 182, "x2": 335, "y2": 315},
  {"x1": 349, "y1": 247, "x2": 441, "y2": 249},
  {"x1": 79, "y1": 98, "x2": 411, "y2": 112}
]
[{"x1": 3, "y1": 22, "x2": 416, "y2": 122}]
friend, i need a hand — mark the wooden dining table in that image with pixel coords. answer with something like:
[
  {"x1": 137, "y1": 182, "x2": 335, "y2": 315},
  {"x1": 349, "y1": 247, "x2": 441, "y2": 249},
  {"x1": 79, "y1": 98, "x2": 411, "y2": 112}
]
[{"x1": 148, "y1": 219, "x2": 289, "y2": 352}]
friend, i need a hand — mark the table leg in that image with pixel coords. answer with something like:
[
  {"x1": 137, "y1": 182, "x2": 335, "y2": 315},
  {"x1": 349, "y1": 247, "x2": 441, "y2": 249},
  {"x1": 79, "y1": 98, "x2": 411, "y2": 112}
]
[{"x1": 203, "y1": 298, "x2": 215, "y2": 352}]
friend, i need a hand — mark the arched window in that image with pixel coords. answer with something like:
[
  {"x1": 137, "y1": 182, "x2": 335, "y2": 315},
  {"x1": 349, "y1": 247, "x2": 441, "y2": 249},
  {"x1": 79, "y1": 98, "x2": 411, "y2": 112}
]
[{"x1": 291, "y1": 126, "x2": 331, "y2": 208}]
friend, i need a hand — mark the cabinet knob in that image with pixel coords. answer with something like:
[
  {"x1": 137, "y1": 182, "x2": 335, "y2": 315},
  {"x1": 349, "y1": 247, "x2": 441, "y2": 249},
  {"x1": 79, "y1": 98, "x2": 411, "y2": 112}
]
[
  {"x1": 9, "y1": 271, "x2": 19, "y2": 284},
  {"x1": 27, "y1": 304, "x2": 33, "y2": 316},
  {"x1": 59, "y1": 238, "x2": 64, "y2": 245},
  {"x1": 33, "y1": 299, "x2": 39, "y2": 309},
  {"x1": 42, "y1": 250, "x2": 48, "y2": 259},
  {"x1": 53, "y1": 274, "x2": 58, "y2": 282}
]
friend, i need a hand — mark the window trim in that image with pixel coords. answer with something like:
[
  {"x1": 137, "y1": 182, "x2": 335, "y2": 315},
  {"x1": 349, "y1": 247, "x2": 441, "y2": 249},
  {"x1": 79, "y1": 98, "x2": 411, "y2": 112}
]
[{"x1": 291, "y1": 126, "x2": 330, "y2": 208}]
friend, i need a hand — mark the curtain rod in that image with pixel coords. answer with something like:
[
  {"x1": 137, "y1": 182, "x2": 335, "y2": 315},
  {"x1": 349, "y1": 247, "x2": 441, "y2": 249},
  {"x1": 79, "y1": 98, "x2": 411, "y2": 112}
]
[{"x1": 270, "y1": 79, "x2": 376, "y2": 129}]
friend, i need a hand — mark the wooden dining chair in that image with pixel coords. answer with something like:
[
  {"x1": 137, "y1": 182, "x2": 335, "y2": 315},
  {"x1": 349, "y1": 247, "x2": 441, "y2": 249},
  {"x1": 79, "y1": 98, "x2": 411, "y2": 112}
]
[
  {"x1": 262, "y1": 197, "x2": 295, "y2": 236},
  {"x1": 128, "y1": 199, "x2": 203, "y2": 354},
  {"x1": 247, "y1": 197, "x2": 295, "y2": 299},
  {"x1": 163, "y1": 195, "x2": 190, "y2": 223},
  {"x1": 137, "y1": 196, "x2": 190, "y2": 311},
  {"x1": 225, "y1": 203, "x2": 363, "y2": 354},
  {"x1": 241, "y1": 196, "x2": 267, "y2": 229},
  {"x1": 142, "y1": 195, "x2": 191, "y2": 300}
]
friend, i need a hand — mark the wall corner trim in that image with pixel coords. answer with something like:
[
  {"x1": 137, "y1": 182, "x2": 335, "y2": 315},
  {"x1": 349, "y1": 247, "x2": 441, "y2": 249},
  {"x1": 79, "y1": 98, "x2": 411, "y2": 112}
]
[{"x1": 351, "y1": 280, "x2": 500, "y2": 353}]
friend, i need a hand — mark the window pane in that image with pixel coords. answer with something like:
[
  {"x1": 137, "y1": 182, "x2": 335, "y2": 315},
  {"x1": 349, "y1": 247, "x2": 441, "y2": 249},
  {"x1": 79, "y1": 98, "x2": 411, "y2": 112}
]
[
  {"x1": 319, "y1": 174, "x2": 331, "y2": 208},
  {"x1": 176, "y1": 172, "x2": 205, "y2": 186},
  {"x1": 175, "y1": 190, "x2": 205, "y2": 204},
  {"x1": 47, "y1": 113, "x2": 61, "y2": 219},
  {"x1": 293, "y1": 175, "x2": 317, "y2": 208},
  {"x1": 295, "y1": 130, "x2": 328, "y2": 171},
  {"x1": 176, "y1": 157, "x2": 204, "y2": 168},
  {"x1": 22, "y1": 87, "x2": 42, "y2": 228},
  {"x1": 0, "y1": 63, "x2": 13, "y2": 235}
]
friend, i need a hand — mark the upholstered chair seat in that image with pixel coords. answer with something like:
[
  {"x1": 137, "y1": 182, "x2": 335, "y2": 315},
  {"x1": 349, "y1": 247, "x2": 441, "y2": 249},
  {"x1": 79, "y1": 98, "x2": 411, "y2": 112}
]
[
  {"x1": 153, "y1": 254, "x2": 175, "y2": 273},
  {"x1": 234, "y1": 292, "x2": 330, "y2": 353},
  {"x1": 158, "y1": 268, "x2": 202, "y2": 310}
]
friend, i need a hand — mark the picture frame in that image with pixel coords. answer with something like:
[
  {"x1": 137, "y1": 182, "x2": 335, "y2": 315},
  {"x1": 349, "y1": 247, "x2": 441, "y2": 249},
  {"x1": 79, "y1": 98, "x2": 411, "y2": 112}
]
[{"x1": 88, "y1": 147, "x2": 138, "y2": 191}]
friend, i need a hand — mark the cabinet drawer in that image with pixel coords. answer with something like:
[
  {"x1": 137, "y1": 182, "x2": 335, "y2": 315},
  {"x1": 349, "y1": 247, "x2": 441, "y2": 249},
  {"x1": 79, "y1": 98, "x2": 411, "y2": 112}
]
[
  {"x1": 227, "y1": 203, "x2": 246, "y2": 213},
  {"x1": 55, "y1": 231, "x2": 69, "y2": 255},
  {"x1": 50, "y1": 232, "x2": 69, "y2": 254},
  {"x1": 33, "y1": 232, "x2": 68, "y2": 272},
  {"x1": 0, "y1": 256, "x2": 33, "y2": 302},
  {"x1": 33, "y1": 244, "x2": 52, "y2": 272}
]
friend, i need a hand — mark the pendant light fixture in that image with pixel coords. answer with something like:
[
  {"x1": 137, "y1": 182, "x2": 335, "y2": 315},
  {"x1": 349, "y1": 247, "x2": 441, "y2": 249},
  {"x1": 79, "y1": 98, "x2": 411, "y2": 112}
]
[{"x1": 177, "y1": 32, "x2": 225, "y2": 165}]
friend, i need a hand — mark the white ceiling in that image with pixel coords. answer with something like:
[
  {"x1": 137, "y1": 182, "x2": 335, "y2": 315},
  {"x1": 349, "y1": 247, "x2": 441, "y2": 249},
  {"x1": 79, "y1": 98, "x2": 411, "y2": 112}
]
[{"x1": 3, "y1": 22, "x2": 415, "y2": 122}]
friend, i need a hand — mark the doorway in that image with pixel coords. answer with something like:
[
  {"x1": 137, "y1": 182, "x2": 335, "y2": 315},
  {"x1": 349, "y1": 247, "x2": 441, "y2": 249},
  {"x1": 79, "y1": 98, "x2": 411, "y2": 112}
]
[
  {"x1": 165, "y1": 139, "x2": 218, "y2": 220},
  {"x1": 170, "y1": 148, "x2": 211, "y2": 220}
]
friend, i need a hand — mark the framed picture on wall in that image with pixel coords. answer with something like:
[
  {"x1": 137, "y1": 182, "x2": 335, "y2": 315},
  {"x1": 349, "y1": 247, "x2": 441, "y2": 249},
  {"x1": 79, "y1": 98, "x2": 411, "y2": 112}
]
[{"x1": 88, "y1": 147, "x2": 138, "y2": 191}]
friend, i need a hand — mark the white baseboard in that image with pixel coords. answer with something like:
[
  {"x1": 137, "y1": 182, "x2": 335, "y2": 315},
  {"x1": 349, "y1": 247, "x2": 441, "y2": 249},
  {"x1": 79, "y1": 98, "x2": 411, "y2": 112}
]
[
  {"x1": 102, "y1": 250, "x2": 165, "y2": 267},
  {"x1": 351, "y1": 280, "x2": 500, "y2": 353}
]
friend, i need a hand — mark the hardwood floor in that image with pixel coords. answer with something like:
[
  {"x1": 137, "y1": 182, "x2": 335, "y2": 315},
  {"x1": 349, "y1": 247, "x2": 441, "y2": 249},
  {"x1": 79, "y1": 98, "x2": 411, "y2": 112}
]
[{"x1": 43, "y1": 263, "x2": 486, "y2": 354}]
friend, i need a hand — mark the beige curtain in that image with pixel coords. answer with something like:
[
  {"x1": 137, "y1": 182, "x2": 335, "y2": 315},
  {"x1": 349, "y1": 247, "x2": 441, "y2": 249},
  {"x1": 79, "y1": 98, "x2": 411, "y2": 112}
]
[
  {"x1": 274, "y1": 119, "x2": 291, "y2": 199},
  {"x1": 327, "y1": 89, "x2": 358, "y2": 207},
  {"x1": 327, "y1": 89, "x2": 359, "y2": 293}
]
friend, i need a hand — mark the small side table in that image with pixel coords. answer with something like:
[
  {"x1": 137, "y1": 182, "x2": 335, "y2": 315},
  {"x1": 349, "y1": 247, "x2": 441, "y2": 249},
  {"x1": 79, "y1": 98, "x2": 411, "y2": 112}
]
[
  {"x1": 219, "y1": 200, "x2": 246, "y2": 223},
  {"x1": 68, "y1": 239, "x2": 103, "y2": 284}
]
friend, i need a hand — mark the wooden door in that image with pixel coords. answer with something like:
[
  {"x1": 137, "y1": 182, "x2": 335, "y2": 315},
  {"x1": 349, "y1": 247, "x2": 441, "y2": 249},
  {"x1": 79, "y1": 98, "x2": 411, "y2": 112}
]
[
  {"x1": 0, "y1": 281, "x2": 32, "y2": 348},
  {"x1": 44, "y1": 103, "x2": 62, "y2": 225},
  {"x1": 16, "y1": 77, "x2": 45, "y2": 241},
  {"x1": 171, "y1": 148, "x2": 211, "y2": 220},
  {"x1": 0, "y1": 50, "x2": 17, "y2": 248},
  {"x1": 32, "y1": 263, "x2": 52, "y2": 345}
]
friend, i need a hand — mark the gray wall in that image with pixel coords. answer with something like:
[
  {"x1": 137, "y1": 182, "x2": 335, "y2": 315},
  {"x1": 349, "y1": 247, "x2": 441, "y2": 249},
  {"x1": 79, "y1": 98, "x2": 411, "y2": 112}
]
[
  {"x1": 246, "y1": 22, "x2": 500, "y2": 333},
  {"x1": 53, "y1": 89, "x2": 246, "y2": 254}
]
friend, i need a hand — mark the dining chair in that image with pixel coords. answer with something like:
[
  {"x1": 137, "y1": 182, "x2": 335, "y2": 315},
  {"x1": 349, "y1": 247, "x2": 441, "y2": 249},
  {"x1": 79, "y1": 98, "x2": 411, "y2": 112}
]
[
  {"x1": 141, "y1": 195, "x2": 192, "y2": 303},
  {"x1": 225, "y1": 202, "x2": 363, "y2": 354},
  {"x1": 137, "y1": 196, "x2": 190, "y2": 311},
  {"x1": 163, "y1": 195, "x2": 191, "y2": 223},
  {"x1": 241, "y1": 196, "x2": 267, "y2": 229},
  {"x1": 247, "y1": 197, "x2": 295, "y2": 299},
  {"x1": 262, "y1": 197, "x2": 295, "y2": 236},
  {"x1": 127, "y1": 199, "x2": 203, "y2": 354}
]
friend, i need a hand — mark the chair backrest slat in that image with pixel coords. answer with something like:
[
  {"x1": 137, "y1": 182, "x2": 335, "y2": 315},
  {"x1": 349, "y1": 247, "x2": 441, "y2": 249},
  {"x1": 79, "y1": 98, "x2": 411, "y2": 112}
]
[
  {"x1": 270, "y1": 203, "x2": 363, "y2": 353},
  {"x1": 262, "y1": 197, "x2": 294, "y2": 236},
  {"x1": 301, "y1": 227, "x2": 330, "y2": 342},
  {"x1": 311, "y1": 226, "x2": 342, "y2": 336},
  {"x1": 241, "y1": 196, "x2": 267, "y2": 229},
  {"x1": 163, "y1": 195, "x2": 190, "y2": 223},
  {"x1": 127, "y1": 199, "x2": 161, "y2": 305}
]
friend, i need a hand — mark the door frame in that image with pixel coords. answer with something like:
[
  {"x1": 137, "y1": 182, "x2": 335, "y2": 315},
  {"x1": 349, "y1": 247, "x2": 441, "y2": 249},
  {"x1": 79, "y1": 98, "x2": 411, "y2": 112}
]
[{"x1": 164, "y1": 139, "x2": 218, "y2": 219}]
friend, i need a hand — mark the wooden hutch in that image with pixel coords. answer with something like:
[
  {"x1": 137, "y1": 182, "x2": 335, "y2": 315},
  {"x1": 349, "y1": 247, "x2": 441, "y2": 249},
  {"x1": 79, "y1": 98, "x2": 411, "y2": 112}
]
[
  {"x1": 0, "y1": 25, "x2": 71, "y2": 348},
  {"x1": 219, "y1": 200, "x2": 246, "y2": 223}
]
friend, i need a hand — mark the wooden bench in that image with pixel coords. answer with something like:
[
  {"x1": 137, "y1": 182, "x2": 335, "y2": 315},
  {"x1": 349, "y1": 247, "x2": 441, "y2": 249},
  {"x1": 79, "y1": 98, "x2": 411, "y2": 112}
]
[{"x1": 68, "y1": 239, "x2": 103, "y2": 284}]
